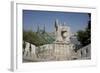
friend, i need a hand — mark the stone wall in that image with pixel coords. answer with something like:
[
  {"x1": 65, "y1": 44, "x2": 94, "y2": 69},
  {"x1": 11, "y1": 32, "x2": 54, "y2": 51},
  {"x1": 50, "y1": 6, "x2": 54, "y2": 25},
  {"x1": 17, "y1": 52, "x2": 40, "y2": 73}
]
[
  {"x1": 78, "y1": 44, "x2": 91, "y2": 59},
  {"x1": 23, "y1": 41, "x2": 91, "y2": 62},
  {"x1": 23, "y1": 42, "x2": 37, "y2": 62},
  {"x1": 23, "y1": 41, "x2": 76, "y2": 61}
]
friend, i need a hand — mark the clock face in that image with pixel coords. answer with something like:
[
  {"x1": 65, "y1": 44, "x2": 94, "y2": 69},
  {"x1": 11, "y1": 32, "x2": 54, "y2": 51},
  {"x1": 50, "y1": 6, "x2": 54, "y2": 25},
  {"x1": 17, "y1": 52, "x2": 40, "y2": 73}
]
[
  {"x1": 61, "y1": 31, "x2": 67, "y2": 39},
  {"x1": 63, "y1": 32, "x2": 67, "y2": 37}
]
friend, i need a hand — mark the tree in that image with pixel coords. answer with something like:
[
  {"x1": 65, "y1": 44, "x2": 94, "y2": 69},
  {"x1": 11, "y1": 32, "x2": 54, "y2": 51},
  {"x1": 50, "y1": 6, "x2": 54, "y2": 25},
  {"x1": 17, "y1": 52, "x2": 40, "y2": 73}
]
[
  {"x1": 77, "y1": 30, "x2": 89, "y2": 46},
  {"x1": 77, "y1": 13, "x2": 91, "y2": 47}
]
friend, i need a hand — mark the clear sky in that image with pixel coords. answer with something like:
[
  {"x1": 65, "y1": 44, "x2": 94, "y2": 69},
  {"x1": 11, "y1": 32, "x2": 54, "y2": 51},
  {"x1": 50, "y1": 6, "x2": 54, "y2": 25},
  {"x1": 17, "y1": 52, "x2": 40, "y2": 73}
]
[{"x1": 23, "y1": 10, "x2": 90, "y2": 33}]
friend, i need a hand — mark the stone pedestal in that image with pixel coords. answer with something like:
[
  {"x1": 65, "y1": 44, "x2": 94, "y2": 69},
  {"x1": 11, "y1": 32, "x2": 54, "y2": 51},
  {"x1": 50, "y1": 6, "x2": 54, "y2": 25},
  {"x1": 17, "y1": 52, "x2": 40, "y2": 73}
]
[{"x1": 53, "y1": 42, "x2": 72, "y2": 60}]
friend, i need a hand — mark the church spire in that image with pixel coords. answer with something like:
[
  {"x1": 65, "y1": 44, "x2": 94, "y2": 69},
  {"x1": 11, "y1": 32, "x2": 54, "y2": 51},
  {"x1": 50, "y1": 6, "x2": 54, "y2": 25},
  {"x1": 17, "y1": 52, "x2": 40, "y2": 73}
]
[
  {"x1": 55, "y1": 19, "x2": 58, "y2": 31},
  {"x1": 55, "y1": 19, "x2": 58, "y2": 26},
  {"x1": 43, "y1": 24, "x2": 45, "y2": 33},
  {"x1": 37, "y1": 24, "x2": 40, "y2": 33}
]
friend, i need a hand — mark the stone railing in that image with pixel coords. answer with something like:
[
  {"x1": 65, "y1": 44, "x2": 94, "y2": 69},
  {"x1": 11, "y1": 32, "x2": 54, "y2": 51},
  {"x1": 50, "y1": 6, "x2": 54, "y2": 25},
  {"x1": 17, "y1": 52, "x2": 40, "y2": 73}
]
[
  {"x1": 23, "y1": 41, "x2": 91, "y2": 62},
  {"x1": 76, "y1": 44, "x2": 91, "y2": 60}
]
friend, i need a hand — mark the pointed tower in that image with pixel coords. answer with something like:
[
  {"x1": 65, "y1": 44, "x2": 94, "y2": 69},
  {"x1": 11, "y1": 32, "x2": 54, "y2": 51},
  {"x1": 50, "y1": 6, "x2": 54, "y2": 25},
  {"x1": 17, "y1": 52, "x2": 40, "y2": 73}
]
[
  {"x1": 37, "y1": 24, "x2": 40, "y2": 33},
  {"x1": 55, "y1": 19, "x2": 59, "y2": 31},
  {"x1": 43, "y1": 24, "x2": 45, "y2": 33}
]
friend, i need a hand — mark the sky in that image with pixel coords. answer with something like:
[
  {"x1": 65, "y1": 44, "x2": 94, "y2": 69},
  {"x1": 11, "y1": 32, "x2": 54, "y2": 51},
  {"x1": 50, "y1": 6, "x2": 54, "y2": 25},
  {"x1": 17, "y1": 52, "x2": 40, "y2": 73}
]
[{"x1": 23, "y1": 10, "x2": 90, "y2": 33}]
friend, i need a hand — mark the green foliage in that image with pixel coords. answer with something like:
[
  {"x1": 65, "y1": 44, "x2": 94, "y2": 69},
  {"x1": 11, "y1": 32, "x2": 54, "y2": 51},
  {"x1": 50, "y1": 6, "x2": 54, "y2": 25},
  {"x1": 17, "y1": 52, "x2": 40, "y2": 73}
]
[
  {"x1": 76, "y1": 13, "x2": 91, "y2": 47},
  {"x1": 23, "y1": 30, "x2": 55, "y2": 47},
  {"x1": 77, "y1": 30, "x2": 90, "y2": 46}
]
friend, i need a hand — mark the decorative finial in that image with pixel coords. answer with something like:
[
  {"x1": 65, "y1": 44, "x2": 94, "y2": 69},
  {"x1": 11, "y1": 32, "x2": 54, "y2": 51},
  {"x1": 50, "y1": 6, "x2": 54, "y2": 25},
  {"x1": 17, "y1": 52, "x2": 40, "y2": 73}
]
[
  {"x1": 56, "y1": 19, "x2": 58, "y2": 24},
  {"x1": 55, "y1": 19, "x2": 59, "y2": 27}
]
